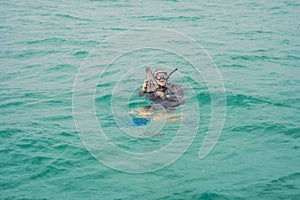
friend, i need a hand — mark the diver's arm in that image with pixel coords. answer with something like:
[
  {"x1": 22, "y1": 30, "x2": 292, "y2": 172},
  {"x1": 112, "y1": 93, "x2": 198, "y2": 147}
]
[
  {"x1": 139, "y1": 90, "x2": 162, "y2": 99},
  {"x1": 139, "y1": 80, "x2": 148, "y2": 97},
  {"x1": 139, "y1": 91, "x2": 145, "y2": 97},
  {"x1": 165, "y1": 84, "x2": 185, "y2": 105},
  {"x1": 139, "y1": 80, "x2": 165, "y2": 100},
  {"x1": 145, "y1": 92, "x2": 160, "y2": 100}
]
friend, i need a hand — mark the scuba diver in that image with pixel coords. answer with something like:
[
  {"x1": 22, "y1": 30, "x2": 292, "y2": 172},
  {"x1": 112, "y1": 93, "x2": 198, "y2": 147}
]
[{"x1": 139, "y1": 68, "x2": 185, "y2": 111}]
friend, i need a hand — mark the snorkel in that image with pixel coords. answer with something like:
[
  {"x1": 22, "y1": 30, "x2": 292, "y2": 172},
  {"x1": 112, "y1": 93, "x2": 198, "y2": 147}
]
[{"x1": 165, "y1": 68, "x2": 178, "y2": 84}]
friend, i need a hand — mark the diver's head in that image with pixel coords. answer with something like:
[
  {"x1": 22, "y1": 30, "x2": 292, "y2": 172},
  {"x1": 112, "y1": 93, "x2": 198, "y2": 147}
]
[{"x1": 153, "y1": 69, "x2": 168, "y2": 86}]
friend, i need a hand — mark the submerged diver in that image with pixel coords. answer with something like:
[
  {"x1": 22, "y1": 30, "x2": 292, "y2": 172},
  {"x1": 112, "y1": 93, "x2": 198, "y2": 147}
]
[{"x1": 139, "y1": 68, "x2": 185, "y2": 111}]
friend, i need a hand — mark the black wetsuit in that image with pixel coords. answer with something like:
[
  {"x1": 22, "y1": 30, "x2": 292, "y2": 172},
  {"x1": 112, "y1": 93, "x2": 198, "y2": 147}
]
[{"x1": 139, "y1": 82, "x2": 185, "y2": 110}]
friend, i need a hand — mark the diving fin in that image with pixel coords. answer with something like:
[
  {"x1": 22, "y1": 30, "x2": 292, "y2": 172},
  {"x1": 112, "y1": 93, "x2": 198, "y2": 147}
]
[{"x1": 145, "y1": 67, "x2": 159, "y2": 93}]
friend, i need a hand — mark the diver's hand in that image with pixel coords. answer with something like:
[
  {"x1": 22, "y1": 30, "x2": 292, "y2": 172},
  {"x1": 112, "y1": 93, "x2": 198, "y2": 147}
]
[
  {"x1": 141, "y1": 80, "x2": 148, "y2": 93},
  {"x1": 156, "y1": 91, "x2": 165, "y2": 99}
]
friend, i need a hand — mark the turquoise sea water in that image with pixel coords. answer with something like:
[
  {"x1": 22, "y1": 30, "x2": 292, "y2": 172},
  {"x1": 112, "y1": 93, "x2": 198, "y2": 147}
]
[{"x1": 1, "y1": 0, "x2": 300, "y2": 199}]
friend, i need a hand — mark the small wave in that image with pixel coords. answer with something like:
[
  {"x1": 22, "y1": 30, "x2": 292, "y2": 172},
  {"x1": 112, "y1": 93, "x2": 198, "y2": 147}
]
[
  {"x1": 162, "y1": 191, "x2": 232, "y2": 200},
  {"x1": 95, "y1": 94, "x2": 112, "y2": 102},
  {"x1": 73, "y1": 51, "x2": 89, "y2": 56},
  {"x1": 0, "y1": 128, "x2": 23, "y2": 138},
  {"x1": 251, "y1": 48, "x2": 276, "y2": 53},
  {"x1": 55, "y1": 14, "x2": 91, "y2": 22},
  {"x1": 29, "y1": 164, "x2": 68, "y2": 180},
  {"x1": 241, "y1": 173, "x2": 300, "y2": 199},
  {"x1": 26, "y1": 37, "x2": 67, "y2": 45},
  {"x1": 230, "y1": 55, "x2": 274, "y2": 61},
  {"x1": 0, "y1": 100, "x2": 24, "y2": 108},
  {"x1": 226, "y1": 92, "x2": 290, "y2": 108},
  {"x1": 130, "y1": 15, "x2": 204, "y2": 21},
  {"x1": 25, "y1": 37, "x2": 97, "y2": 47},
  {"x1": 102, "y1": 27, "x2": 128, "y2": 31},
  {"x1": 196, "y1": 192, "x2": 232, "y2": 200},
  {"x1": 284, "y1": 55, "x2": 300, "y2": 60},
  {"x1": 270, "y1": 172, "x2": 300, "y2": 184},
  {"x1": 40, "y1": 115, "x2": 73, "y2": 122},
  {"x1": 15, "y1": 140, "x2": 35, "y2": 149},
  {"x1": 230, "y1": 122, "x2": 300, "y2": 138},
  {"x1": 230, "y1": 30, "x2": 275, "y2": 36},
  {"x1": 59, "y1": 131, "x2": 74, "y2": 137},
  {"x1": 284, "y1": 2, "x2": 300, "y2": 6},
  {"x1": 3, "y1": 49, "x2": 64, "y2": 59},
  {"x1": 46, "y1": 64, "x2": 73, "y2": 71},
  {"x1": 219, "y1": 64, "x2": 248, "y2": 69},
  {"x1": 0, "y1": 25, "x2": 13, "y2": 30},
  {"x1": 30, "y1": 156, "x2": 53, "y2": 165}
]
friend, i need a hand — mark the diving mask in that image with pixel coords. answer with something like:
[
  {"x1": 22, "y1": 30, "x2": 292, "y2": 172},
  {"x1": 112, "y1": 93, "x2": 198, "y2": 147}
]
[{"x1": 154, "y1": 72, "x2": 168, "y2": 81}]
